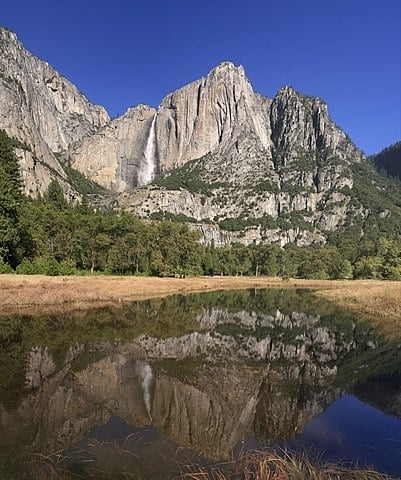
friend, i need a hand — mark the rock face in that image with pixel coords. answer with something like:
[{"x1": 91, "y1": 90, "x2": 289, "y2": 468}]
[
  {"x1": 0, "y1": 27, "x2": 109, "y2": 197},
  {"x1": 69, "y1": 104, "x2": 156, "y2": 191},
  {"x1": 155, "y1": 62, "x2": 272, "y2": 170},
  {"x1": 69, "y1": 62, "x2": 270, "y2": 189},
  {"x1": 2, "y1": 28, "x2": 387, "y2": 245},
  {"x1": 69, "y1": 61, "x2": 362, "y2": 192},
  {"x1": 68, "y1": 60, "x2": 365, "y2": 244}
]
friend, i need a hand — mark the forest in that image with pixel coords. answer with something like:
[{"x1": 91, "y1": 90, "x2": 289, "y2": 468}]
[{"x1": 1, "y1": 129, "x2": 401, "y2": 280}]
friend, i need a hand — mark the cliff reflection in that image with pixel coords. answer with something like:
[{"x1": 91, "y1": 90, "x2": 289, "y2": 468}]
[{"x1": 0, "y1": 289, "x2": 400, "y2": 477}]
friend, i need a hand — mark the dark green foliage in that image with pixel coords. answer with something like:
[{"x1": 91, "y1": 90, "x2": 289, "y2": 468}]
[
  {"x1": 63, "y1": 163, "x2": 107, "y2": 195},
  {"x1": 150, "y1": 211, "x2": 198, "y2": 223},
  {"x1": 153, "y1": 158, "x2": 212, "y2": 195},
  {"x1": 15, "y1": 256, "x2": 77, "y2": 276},
  {"x1": 0, "y1": 129, "x2": 30, "y2": 268},
  {"x1": 0, "y1": 257, "x2": 13, "y2": 273},
  {"x1": 154, "y1": 173, "x2": 213, "y2": 195},
  {"x1": 218, "y1": 215, "x2": 277, "y2": 232},
  {"x1": 348, "y1": 162, "x2": 401, "y2": 237},
  {"x1": 371, "y1": 141, "x2": 401, "y2": 179},
  {"x1": 251, "y1": 243, "x2": 281, "y2": 276},
  {"x1": 277, "y1": 211, "x2": 313, "y2": 231},
  {"x1": 153, "y1": 154, "x2": 228, "y2": 195},
  {"x1": 43, "y1": 180, "x2": 68, "y2": 210},
  {"x1": 9, "y1": 137, "x2": 31, "y2": 152},
  {"x1": 252, "y1": 179, "x2": 279, "y2": 194},
  {"x1": 289, "y1": 148, "x2": 317, "y2": 172},
  {"x1": 218, "y1": 217, "x2": 250, "y2": 232}
]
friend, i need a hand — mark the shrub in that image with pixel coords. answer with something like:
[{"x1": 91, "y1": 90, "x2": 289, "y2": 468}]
[
  {"x1": 15, "y1": 259, "x2": 36, "y2": 275},
  {"x1": 16, "y1": 256, "x2": 61, "y2": 276},
  {"x1": 0, "y1": 258, "x2": 13, "y2": 273}
]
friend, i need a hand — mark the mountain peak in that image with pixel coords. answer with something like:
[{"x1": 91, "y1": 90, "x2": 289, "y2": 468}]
[
  {"x1": 0, "y1": 26, "x2": 19, "y2": 47},
  {"x1": 212, "y1": 61, "x2": 241, "y2": 71},
  {"x1": 0, "y1": 26, "x2": 16, "y2": 36},
  {"x1": 277, "y1": 85, "x2": 297, "y2": 96},
  {"x1": 208, "y1": 61, "x2": 246, "y2": 79}
]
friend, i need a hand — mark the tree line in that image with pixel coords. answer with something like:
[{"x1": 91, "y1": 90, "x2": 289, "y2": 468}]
[{"x1": 1, "y1": 129, "x2": 401, "y2": 279}]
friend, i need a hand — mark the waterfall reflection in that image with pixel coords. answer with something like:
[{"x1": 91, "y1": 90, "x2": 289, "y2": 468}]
[{"x1": 0, "y1": 289, "x2": 400, "y2": 479}]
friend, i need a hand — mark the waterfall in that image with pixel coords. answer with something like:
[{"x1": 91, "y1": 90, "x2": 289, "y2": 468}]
[
  {"x1": 139, "y1": 114, "x2": 157, "y2": 186},
  {"x1": 137, "y1": 362, "x2": 153, "y2": 421}
]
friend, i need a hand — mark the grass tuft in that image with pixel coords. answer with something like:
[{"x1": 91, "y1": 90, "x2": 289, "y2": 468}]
[{"x1": 32, "y1": 447, "x2": 398, "y2": 480}]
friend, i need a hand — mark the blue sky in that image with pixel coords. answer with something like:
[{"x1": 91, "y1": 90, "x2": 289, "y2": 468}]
[{"x1": 2, "y1": 0, "x2": 400, "y2": 155}]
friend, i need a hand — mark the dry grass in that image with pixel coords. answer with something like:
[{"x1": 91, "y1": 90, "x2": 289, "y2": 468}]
[
  {"x1": 1, "y1": 275, "x2": 401, "y2": 337},
  {"x1": 0, "y1": 274, "x2": 319, "y2": 316},
  {"x1": 184, "y1": 450, "x2": 397, "y2": 479},
  {"x1": 33, "y1": 448, "x2": 397, "y2": 480},
  {"x1": 314, "y1": 280, "x2": 401, "y2": 337}
]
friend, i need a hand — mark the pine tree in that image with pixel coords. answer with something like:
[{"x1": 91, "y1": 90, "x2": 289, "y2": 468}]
[{"x1": 0, "y1": 129, "x2": 25, "y2": 267}]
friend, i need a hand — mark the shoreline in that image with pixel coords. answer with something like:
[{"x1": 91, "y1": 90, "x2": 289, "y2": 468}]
[
  {"x1": 0, "y1": 275, "x2": 400, "y2": 335},
  {"x1": 0, "y1": 274, "x2": 310, "y2": 315}
]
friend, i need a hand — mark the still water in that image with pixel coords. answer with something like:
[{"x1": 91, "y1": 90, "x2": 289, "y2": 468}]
[{"x1": 1, "y1": 289, "x2": 401, "y2": 478}]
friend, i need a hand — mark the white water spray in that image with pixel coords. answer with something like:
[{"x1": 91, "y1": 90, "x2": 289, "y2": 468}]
[
  {"x1": 137, "y1": 362, "x2": 153, "y2": 421},
  {"x1": 139, "y1": 114, "x2": 157, "y2": 185}
]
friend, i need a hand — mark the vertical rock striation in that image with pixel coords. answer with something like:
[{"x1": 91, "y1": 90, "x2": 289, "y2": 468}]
[
  {"x1": 0, "y1": 27, "x2": 109, "y2": 196},
  {"x1": 0, "y1": 28, "x2": 376, "y2": 244},
  {"x1": 68, "y1": 60, "x2": 362, "y2": 196}
]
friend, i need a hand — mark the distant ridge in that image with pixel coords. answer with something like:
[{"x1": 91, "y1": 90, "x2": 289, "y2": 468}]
[{"x1": 371, "y1": 141, "x2": 401, "y2": 179}]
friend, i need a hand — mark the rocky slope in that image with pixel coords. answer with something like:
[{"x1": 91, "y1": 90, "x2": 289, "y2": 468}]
[
  {"x1": 0, "y1": 27, "x2": 109, "y2": 197},
  {"x1": 2, "y1": 27, "x2": 400, "y2": 245},
  {"x1": 69, "y1": 61, "x2": 368, "y2": 245}
]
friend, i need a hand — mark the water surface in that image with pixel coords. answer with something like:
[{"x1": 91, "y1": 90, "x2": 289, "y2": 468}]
[{"x1": 0, "y1": 288, "x2": 400, "y2": 478}]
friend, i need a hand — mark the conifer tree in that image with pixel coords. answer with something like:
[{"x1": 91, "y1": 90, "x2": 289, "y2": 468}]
[{"x1": 0, "y1": 129, "x2": 25, "y2": 267}]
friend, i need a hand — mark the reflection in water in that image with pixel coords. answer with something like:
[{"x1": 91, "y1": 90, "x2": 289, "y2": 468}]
[
  {"x1": 137, "y1": 362, "x2": 154, "y2": 421},
  {"x1": 0, "y1": 289, "x2": 401, "y2": 478},
  {"x1": 291, "y1": 394, "x2": 401, "y2": 475}
]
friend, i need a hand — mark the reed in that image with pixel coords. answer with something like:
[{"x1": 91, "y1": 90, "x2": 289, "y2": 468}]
[
  {"x1": 184, "y1": 450, "x2": 397, "y2": 480},
  {"x1": 32, "y1": 448, "x2": 397, "y2": 480}
]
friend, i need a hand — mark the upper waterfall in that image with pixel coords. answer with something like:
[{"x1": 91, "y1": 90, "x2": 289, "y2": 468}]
[{"x1": 138, "y1": 114, "x2": 157, "y2": 185}]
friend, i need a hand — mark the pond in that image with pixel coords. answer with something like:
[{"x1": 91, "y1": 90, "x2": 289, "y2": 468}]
[{"x1": 0, "y1": 288, "x2": 401, "y2": 479}]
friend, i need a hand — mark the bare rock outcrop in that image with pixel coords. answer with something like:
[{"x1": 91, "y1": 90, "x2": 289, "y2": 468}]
[
  {"x1": 69, "y1": 105, "x2": 156, "y2": 191},
  {"x1": 67, "y1": 61, "x2": 364, "y2": 244},
  {"x1": 0, "y1": 27, "x2": 109, "y2": 196},
  {"x1": 0, "y1": 28, "x2": 372, "y2": 245}
]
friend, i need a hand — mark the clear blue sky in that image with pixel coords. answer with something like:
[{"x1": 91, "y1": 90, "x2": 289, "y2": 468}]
[{"x1": 2, "y1": 0, "x2": 400, "y2": 155}]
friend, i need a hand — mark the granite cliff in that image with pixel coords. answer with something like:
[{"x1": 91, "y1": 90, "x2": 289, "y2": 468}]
[
  {"x1": 66, "y1": 61, "x2": 370, "y2": 245},
  {"x1": 0, "y1": 27, "x2": 109, "y2": 198},
  {"x1": 2, "y1": 27, "x2": 399, "y2": 245}
]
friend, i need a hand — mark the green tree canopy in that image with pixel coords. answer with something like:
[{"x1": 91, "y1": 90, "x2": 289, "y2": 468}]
[{"x1": 0, "y1": 129, "x2": 26, "y2": 267}]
